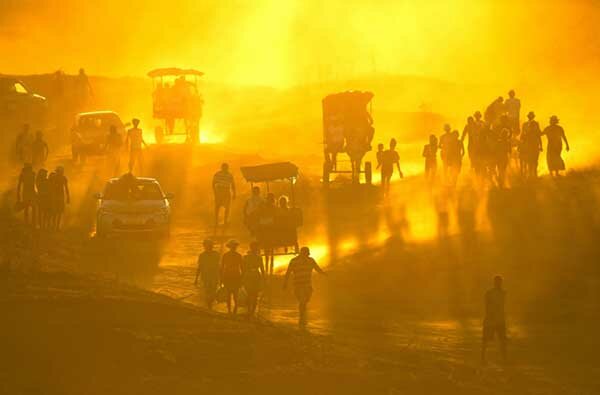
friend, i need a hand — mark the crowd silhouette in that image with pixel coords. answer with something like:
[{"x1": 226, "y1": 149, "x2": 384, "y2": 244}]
[{"x1": 418, "y1": 90, "x2": 570, "y2": 188}]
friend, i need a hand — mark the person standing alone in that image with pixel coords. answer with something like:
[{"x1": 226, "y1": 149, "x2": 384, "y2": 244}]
[
  {"x1": 126, "y1": 118, "x2": 147, "y2": 174},
  {"x1": 481, "y1": 275, "x2": 507, "y2": 364}
]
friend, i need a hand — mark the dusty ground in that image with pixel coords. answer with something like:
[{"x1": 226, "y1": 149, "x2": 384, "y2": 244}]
[
  {"x1": 2, "y1": 265, "x2": 597, "y2": 395},
  {"x1": 2, "y1": 142, "x2": 600, "y2": 394}
]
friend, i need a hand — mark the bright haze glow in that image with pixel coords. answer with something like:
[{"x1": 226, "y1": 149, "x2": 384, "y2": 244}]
[
  {"x1": 1, "y1": 0, "x2": 599, "y2": 88},
  {"x1": 2, "y1": 0, "x2": 600, "y2": 169}
]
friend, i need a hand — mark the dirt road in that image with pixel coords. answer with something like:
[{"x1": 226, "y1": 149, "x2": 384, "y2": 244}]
[{"x1": 3, "y1": 143, "x2": 600, "y2": 394}]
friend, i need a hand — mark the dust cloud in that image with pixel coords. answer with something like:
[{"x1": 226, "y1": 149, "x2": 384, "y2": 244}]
[{"x1": 3, "y1": 2, "x2": 600, "y2": 394}]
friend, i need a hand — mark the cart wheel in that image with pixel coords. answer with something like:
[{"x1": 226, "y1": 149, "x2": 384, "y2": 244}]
[
  {"x1": 322, "y1": 161, "x2": 331, "y2": 186},
  {"x1": 365, "y1": 161, "x2": 372, "y2": 185},
  {"x1": 154, "y1": 126, "x2": 164, "y2": 144}
]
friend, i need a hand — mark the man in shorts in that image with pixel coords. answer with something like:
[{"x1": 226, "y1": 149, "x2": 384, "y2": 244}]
[
  {"x1": 212, "y1": 163, "x2": 236, "y2": 228},
  {"x1": 481, "y1": 275, "x2": 507, "y2": 364},
  {"x1": 126, "y1": 118, "x2": 147, "y2": 174},
  {"x1": 283, "y1": 246, "x2": 326, "y2": 327}
]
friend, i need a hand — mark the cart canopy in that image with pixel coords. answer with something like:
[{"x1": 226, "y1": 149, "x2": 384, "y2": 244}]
[
  {"x1": 240, "y1": 162, "x2": 299, "y2": 183},
  {"x1": 147, "y1": 68, "x2": 204, "y2": 78}
]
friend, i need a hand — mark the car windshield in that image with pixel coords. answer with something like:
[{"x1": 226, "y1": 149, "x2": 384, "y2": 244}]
[
  {"x1": 104, "y1": 181, "x2": 164, "y2": 201},
  {"x1": 79, "y1": 115, "x2": 120, "y2": 129},
  {"x1": 0, "y1": 79, "x2": 27, "y2": 95}
]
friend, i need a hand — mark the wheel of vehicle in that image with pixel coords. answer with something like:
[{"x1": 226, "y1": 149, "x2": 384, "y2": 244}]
[
  {"x1": 322, "y1": 161, "x2": 331, "y2": 186},
  {"x1": 364, "y1": 161, "x2": 372, "y2": 185}
]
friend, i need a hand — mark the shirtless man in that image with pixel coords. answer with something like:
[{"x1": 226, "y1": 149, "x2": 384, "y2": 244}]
[{"x1": 126, "y1": 118, "x2": 147, "y2": 174}]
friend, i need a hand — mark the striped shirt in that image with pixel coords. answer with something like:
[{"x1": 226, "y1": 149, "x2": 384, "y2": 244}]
[
  {"x1": 286, "y1": 256, "x2": 323, "y2": 289},
  {"x1": 212, "y1": 170, "x2": 234, "y2": 192}
]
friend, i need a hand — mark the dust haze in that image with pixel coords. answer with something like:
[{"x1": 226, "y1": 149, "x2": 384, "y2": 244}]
[{"x1": 2, "y1": 1, "x2": 600, "y2": 394}]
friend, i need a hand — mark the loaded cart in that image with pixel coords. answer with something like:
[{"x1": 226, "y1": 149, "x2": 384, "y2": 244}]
[
  {"x1": 322, "y1": 91, "x2": 374, "y2": 185},
  {"x1": 240, "y1": 162, "x2": 303, "y2": 273}
]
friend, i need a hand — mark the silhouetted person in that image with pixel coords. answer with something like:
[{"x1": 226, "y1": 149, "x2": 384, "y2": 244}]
[
  {"x1": 31, "y1": 131, "x2": 49, "y2": 169},
  {"x1": 258, "y1": 193, "x2": 277, "y2": 274},
  {"x1": 212, "y1": 163, "x2": 236, "y2": 228},
  {"x1": 17, "y1": 163, "x2": 36, "y2": 225},
  {"x1": 242, "y1": 241, "x2": 265, "y2": 318},
  {"x1": 35, "y1": 169, "x2": 49, "y2": 229},
  {"x1": 542, "y1": 115, "x2": 570, "y2": 177},
  {"x1": 381, "y1": 138, "x2": 403, "y2": 196},
  {"x1": 220, "y1": 239, "x2": 243, "y2": 314},
  {"x1": 283, "y1": 246, "x2": 326, "y2": 327},
  {"x1": 126, "y1": 118, "x2": 147, "y2": 174},
  {"x1": 106, "y1": 125, "x2": 123, "y2": 175},
  {"x1": 15, "y1": 124, "x2": 32, "y2": 163},
  {"x1": 439, "y1": 124, "x2": 453, "y2": 180},
  {"x1": 482, "y1": 275, "x2": 507, "y2": 364},
  {"x1": 520, "y1": 111, "x2": 543, "y2": 178},
  {"x1": 243, "y1": 186, "x2": 263, "y2": 235},
  {"x1": 422, "y1": 135, "x2": 438, "y2": 183},
  {"x1": 276, "y1": 195, "x2": 298, "y2": 250},
  {"x1": 504, "y1": 90, "x2": 521, "y2": 133},
  {"x1": 195, "y1": 239, "x2": 220, "y2": 310},
  {"x1": 75, "y1": 68, "x2": 93, "y2": 111},
  {"x1": 51, "y1": 166, "x2": 70, "y2": 230},
  {"x1": 461, "y1": 116, "x2": 480, "y2": 170},
  {"x1": 473, "y1": 111, "x2": 487, "y2": 176},
  {"x1": 447, "y1": 130, "x2": 464, "y2": 184}
]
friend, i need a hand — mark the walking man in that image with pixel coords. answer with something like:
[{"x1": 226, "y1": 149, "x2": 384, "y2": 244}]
[
  {"x1": 31, "y1": 131, "x2": 49, "y2": 169},
  {"x1": 380, "y1": 138, "x2": 403, "y2": 196},
  {"x1": 17, "y1": 163, "x2": 36, "y2": 225},
  {"x1": 212, "y1": 163, "x2": 236, "y2": 228},
  {"x1": 283, "y1": 246, "x2": 326, "y2": 327}
]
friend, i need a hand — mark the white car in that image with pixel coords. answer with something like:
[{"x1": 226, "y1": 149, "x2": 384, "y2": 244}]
[
  {"x1": 72, "y1": 111, "x2": 127, "y2": 157},
  {"x1": 95, "y1": 176, "x2": 173, "y2": 238}
]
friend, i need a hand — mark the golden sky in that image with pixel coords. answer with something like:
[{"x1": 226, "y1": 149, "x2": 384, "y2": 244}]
[{"x1": 1, "y1": 0, "x2": 599, "y2": 87}]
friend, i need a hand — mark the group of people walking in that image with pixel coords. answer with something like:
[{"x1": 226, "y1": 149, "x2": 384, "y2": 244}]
[
  {"x1": 422, "y1": 90, "x2": 570, "y2": 187},
  {"x1": 16, "y1": 163, "x2": 70, "y2": 229},
  {"x1": 195, "y1": 238, "x2": 325, "y2": 326}
]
